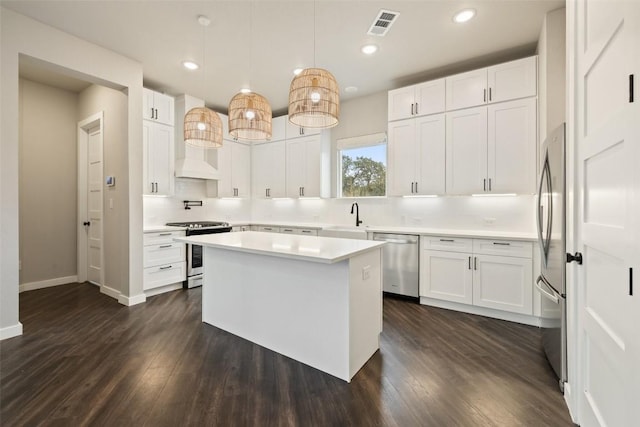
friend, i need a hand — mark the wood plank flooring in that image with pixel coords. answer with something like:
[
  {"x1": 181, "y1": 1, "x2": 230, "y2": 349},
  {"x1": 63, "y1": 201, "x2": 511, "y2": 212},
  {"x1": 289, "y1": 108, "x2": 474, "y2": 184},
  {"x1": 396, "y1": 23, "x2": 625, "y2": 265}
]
[{"x1": 1, "y1": 283, "x2": 573, "y2": 426}]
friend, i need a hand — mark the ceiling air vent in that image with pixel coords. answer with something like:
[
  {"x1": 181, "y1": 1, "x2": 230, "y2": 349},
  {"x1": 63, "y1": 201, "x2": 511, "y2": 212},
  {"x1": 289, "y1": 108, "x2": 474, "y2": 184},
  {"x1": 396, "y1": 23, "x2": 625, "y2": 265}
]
[{"x1": 367, "y1": 9, "x2": 400, "y2": 36}]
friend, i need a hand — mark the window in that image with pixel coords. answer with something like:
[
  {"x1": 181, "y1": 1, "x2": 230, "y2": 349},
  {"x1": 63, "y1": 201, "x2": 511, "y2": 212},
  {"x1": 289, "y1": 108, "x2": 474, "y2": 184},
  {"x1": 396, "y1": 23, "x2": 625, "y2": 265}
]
[{"x1": 337, "y1": 133, "x2": 387, "y2": 197}]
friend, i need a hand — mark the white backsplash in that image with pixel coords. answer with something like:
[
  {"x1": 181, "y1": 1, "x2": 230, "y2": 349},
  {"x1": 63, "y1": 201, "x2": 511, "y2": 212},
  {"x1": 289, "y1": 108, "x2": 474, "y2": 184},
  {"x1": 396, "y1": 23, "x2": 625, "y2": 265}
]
[{"x1": 145, "y1": 178, "x2": 536, "y2": 233}]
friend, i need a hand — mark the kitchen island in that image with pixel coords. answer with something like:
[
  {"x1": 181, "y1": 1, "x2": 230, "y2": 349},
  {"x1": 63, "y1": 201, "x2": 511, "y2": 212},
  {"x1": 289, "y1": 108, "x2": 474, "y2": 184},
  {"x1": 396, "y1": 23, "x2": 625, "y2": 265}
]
[{"x1": 174, "y1": 231, "x2": 385, "y2": 382}]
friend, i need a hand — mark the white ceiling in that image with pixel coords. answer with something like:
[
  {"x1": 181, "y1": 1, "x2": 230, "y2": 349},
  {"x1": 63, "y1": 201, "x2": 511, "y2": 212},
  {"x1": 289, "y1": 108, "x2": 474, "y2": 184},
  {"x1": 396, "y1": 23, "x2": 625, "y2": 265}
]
[{"x1": 3, "y1": 0, "x2": 564, "y2": 115}]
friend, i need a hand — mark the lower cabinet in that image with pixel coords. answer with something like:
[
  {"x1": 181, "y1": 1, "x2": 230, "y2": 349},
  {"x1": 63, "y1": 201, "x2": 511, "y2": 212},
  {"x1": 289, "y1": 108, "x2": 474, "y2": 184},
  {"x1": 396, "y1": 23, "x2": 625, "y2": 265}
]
[
  {"x1": 143, "y1": 230, "x2": 186, "y2": 291},
  {"x1": 420, "y1": 236, "x2": 533, "y2": 315},
  {"x1": 251, "y1": 225, "x2": 318, "y2": 236}
]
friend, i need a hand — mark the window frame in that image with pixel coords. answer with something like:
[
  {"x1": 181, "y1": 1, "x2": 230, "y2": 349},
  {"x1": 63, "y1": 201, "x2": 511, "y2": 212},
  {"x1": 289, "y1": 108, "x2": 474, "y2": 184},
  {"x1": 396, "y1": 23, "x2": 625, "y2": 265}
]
[{"x1": 336, "y1": 132, "x2": 388, "y2": 199}]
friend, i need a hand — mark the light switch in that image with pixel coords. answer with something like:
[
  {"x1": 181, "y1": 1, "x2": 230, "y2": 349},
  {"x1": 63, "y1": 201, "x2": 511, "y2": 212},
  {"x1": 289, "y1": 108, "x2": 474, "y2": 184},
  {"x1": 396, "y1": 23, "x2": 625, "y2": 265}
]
[{"x1": 109, "y1": 198, "x2": 114, "y2": 209}]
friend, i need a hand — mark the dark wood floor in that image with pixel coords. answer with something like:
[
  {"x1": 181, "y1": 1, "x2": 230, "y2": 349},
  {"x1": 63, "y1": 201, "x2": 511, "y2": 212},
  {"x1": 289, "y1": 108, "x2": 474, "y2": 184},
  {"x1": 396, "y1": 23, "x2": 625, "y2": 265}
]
[{"x1": 1, "y1": 283, "x2": 573, "y2": 426}]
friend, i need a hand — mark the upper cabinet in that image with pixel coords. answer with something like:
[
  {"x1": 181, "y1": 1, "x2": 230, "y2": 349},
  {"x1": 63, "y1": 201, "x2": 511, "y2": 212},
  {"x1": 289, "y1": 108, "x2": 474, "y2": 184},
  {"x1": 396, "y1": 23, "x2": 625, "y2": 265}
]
[
  {"x1": 271, "y1": 116, "x2": 287, "y2": 142},
  {"x1": 213, "y1": 140, "x2": 251, "y2": 198},
  {"x1": 143, "y1": 120, "x2": 174, "y2": 195},
  {"x1": 285, "y1": 118, "x2": 321, "y2": 139},
  {"x1": 252, "y1": 140, "x2": 286, "y2": 199},
  {"x1": 285, "y1": 133, "x2": 330, "y2": 198},
  {"x1": 388, "y1": 79, "x2": 446, "y2": 121},
  {"x1": 143, "y1": 88, "x2": 175, "y2": 126},
  {"x1": 446, "y1": 56, "x2": 537, "y2": 111}
]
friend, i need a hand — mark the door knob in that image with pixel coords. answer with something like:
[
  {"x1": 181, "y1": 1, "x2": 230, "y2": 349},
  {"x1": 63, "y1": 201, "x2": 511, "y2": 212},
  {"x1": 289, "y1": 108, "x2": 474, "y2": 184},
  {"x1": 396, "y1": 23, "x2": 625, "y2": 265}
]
[
  {"x1": 83, "y1": 221, "x2": 91, "y2": 226},
  {"x1": 566, "y1": 252, "x2": 583, "y2": 265}
]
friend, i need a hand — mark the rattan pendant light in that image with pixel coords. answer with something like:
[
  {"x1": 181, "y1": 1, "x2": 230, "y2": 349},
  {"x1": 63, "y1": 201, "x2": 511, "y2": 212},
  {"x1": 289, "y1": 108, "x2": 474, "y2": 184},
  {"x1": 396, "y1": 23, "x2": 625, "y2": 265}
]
[
  {"x1": 184, "y1": 15, "x2": 223, "y2": 149},
  {"x1": 288, "y1": 1, "x2": 340, "y2": 129},
  {"x1": 228, "y1": 2, "x2": 272, "y2": 140}
]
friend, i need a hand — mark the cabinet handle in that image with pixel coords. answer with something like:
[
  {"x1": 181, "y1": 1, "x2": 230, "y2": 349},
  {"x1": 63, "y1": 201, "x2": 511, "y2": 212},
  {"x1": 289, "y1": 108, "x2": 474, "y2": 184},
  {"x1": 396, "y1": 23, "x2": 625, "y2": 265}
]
[
  {"x1": 474, "y1": 257, "x2": 477, "y2": 270},
  {"x1": 493, "y1": 242, "x2": 510, "y2": 246},
  {"x1": 411, "y1": 103, "x2": 414, "y2": 115},
  {"x1": 411, "y1": 182, "x2": 414, "y2": 193},
  {"x1": 158, "y1": 233, "x2": 172, "y2": 236},
  {"x1": 283, "y1": 229, "x2": 293, "y2": 232},
  {"x1": 439, "y1": 239, "x2": 454, "y2": 242},
  {"x1": 488, "y1": 178, "x2": 492, "y2": 191},
  {"x1": 630, "y1": 268, "x2": 634, "y2": 296},
  {"x1": 489, "y1": 88, "x2": 492, "y2": 101},
  {"x1": 302, "y1": 187, "x2": 305, "y2": 196},
  {"x1": 301, "y1": 230, "x2": 311, "y2": 233},
  {"x1": 630, "y1": 75, "x2": 635, "y2": 103},
  {"x1": 415, "y1": 182, "x2": 418, "y2": 193},
  {"x1": 483, "y1": 179, "x2": 487, "y2": 191},
  {"x1": 155, "y1": 108, "x2": 159, "y2": 119},
  {"x1": 159, "y1": 244, "x2": 172, "y2": 249},
  {"x1": 159, "y1": 265, "x2": 173, "y2": 270},
  {"x1": 484, "y1": 89, "x2": 487, "y2": 102},
  {"x1": 468, "y1": 256, "x2": 472, "y2": 270},
  {"x1": 415, "y1": 102, "x2": 419, "y2": 115}
]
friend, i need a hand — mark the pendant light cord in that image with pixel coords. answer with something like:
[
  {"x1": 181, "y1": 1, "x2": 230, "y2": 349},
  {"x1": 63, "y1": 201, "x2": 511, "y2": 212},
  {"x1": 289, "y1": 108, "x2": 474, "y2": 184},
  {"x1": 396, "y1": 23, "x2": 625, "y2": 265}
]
[
  {"x1": 313, "y1": 0, "x2": 316, "y2": 68},
  {"x1": 249, "y1": 1, "x2": 252, "y2": 90}
]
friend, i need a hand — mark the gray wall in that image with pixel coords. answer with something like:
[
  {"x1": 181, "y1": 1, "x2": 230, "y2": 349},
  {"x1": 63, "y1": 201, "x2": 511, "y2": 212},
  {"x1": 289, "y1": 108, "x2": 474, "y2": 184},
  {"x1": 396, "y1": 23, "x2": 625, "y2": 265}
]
[
  {"x1": 18, "y1": 78, "x2": 78, "y2": 285},
  {"x1": 78, "y1": 84, "x2": 128, "y2": 293}
]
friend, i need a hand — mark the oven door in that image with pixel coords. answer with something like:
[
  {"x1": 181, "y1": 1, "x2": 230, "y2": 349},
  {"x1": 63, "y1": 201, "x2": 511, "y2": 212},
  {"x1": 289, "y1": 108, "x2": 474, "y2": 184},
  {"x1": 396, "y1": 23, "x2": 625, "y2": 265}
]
[{"x1": 187, "y1": 244, "x2": 203, "y2": 277}]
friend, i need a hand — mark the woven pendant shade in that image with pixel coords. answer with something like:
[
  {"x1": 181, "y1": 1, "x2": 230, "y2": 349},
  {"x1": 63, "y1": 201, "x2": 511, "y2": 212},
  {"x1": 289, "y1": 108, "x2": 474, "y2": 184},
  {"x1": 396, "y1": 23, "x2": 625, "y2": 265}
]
[
  {"x1": 288, "y1": 68, "x2": 339, "y2": 129},
  {"x1": 184, "y1": 107, "x2": 223, "y2": 148},
  {"x1": 228, "y1": 92, "x2": 272, "y2": 140}
]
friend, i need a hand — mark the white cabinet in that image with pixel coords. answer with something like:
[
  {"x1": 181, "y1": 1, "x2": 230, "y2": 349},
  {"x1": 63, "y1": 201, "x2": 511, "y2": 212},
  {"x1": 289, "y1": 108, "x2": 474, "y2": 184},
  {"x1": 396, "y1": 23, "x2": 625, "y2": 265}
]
[
  {"x1": 143, "y1": 88, "x2": 175, "y2": 126},
  {"x1": 252, "y1": 140, "x2": 286, "y2": 198},
  {"x1": 286, "y1": 135, "x2": 323, "y2": 197},
  {"x1": 143, "y1": 121, "x2": 174, "y2": 195},
  {"x1": 214, "y1": 140, "x2": 251, "y2": 198},
  {"x1": 285, "y1": 117, "x2": 321, "y2": 139},
  {"x1": 420, "y1": 236, "x2": 534, "y2": 315},
  {"x1": 446, "y1": 56, "x2": 537, "y2": 111},
  {"x1": 446, "y1": 97, "x2": 537, "y2": 195},
  {"x1": 143, "y1": 230, "x2": 186, "y2": 291},
  {"x1": 270, "y1": 116, "x2": 287, "y2": 141},
  {"x1": 279, "y1": 226, "x2": 318, "y2": 236},
  {"x1": 232, "y1": 225, "x2": 250, "y2": 232},
  {"x1": 388, "y1": 114, "x2": 446, "y2": 196},
  {"x1": 388, "y1": 79, "x2": 446, "y2": 121},
  {"x1": 445, "y1": 106, "x2": 488, "y2": 194}
]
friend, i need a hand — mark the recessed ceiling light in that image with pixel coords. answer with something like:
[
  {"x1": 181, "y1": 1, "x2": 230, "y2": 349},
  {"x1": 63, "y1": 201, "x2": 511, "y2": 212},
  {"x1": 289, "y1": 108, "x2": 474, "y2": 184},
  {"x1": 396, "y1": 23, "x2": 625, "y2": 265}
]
[
  {"x1": 240, "y1": 88, "x2": 251, "y2": 94},
  {"x1": 182, "y1": 61, "x2": 199, "y2": 70},
  {"x1": 453, "y1": 9, "x2": 476, "y2": 23},
  {"x1": 293, "y1": 68, "x2": 304, "y2": 75},
  {"x1": 345, "y1": 86, "x2": 358, "y2": 93},
  {"x1": 361, "y1": 44, "x2": 378, "y2": 55}
]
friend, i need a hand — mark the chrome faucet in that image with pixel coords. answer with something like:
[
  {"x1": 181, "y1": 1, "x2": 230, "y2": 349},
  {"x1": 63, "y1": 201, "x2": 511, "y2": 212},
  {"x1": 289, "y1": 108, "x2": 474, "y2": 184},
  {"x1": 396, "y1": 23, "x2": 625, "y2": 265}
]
[{"x1": 350, "y1": 202, "x2": 363, "y2": 227}]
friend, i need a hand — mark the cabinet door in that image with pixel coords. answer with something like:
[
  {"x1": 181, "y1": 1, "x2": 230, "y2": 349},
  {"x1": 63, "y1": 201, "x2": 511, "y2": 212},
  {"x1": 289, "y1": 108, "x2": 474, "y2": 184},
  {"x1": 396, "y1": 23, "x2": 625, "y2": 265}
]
[
  {"x1": 285, "y1": 118, "x2": 321, "y2": 139},
  {"x1": 388, "y1": 86, "x2": 415, "y2": 121},
  {"x1": 142, "y1": 121, "x2": 154, "y2": 194},
  {"x1": 231, "y1": 142, "x2": 251, "y2": 197},
  {"x1": 143, "y1": 121, "x2": 174, "y2": 196},
  {"x1": 473, "y1": 254, "x2": 533, "y2": 315},
  {"x1": 270, "y1": 116, "x2": 287, "y2": 141},
  {"x1": 142, "y1": 88, "x2": 155, "y2": 121},
  {"x1": 251, "y1": 142, "x2": 270, "y2": 198},
  {"x1": 302, "y1": 136, "x2": 321, "y2": 197},
  {"x1": 269, "y1": 140, "x2": 287, "y2": 198},
  {"x1": 487, "y1": 56, "x2": 537, "y2": 103},
  {"x1": 216, "y1": 141, "x2": 233, "y2": 197},
  {"x1": 446, "y1": 107, "x2": 488, "y2": 194},
  {"x1": 416, "y1": 114, "x2": 445, "y2": 194},
  {"x1": 387, "y1": 119, "x2": 417, "y2": 196},
  {"x1": 488, "y1": 97, "x2": 537, "y2": 193},
  {"x1": 446, "y1": 68, "x2": 487, "y2": 110},
  {"x1": 420, "y1": 249, "x2": 473, "y2": 304},
  {"x1": 153, "y1": 92, "x2": 175, "y2": 126},
  {"x1": 414, "y1": 79, "x2": 446, "y2": 117},
  {"x1": 286, "y1": 137, "x2": 307, "y2": 197}
]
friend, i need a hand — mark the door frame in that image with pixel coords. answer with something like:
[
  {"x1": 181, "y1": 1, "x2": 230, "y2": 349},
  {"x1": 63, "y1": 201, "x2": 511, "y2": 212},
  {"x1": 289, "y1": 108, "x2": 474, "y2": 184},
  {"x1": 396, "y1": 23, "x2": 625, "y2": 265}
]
[{"x1": 77, "y1": 112, "x2": 104, "y2": 286}]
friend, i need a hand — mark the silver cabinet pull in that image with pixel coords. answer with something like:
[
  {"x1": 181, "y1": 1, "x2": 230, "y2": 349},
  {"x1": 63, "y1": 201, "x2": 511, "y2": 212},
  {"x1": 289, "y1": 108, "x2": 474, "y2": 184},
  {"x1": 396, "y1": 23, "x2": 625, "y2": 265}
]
[
  {"x1": 415, "y1": 103, "x2": 419, "y2": 115},
  {"x1": 411, "y1": 182, "x2": 414, "y2": 193},
  {"x1": 474, "y1": 257, "x2": 478, "y2": 270},
  {"x1": 411, "y1": 103, "x2": 414, "y2": 115},
  {"x1": 439, "y1": 239, "x2": 454, "y2": 242},
  {"x1": 159, "y1": 244, "x2": 172, "y2": 249},
  {"x1": 158, "y1": 233, "x2": 172, "y2": 236},
  {"x1": 483, "y1": 89, "x2": 487, "y2": 102},
  {"x1": 489, "y1": 88, "x2": 492, "y2": 101},
  {"x1": 301, "y1": 230, "x2": 311, "y2": 233},
  {"x1": 468, "y1": 256, "x2": 472, "y2": 270},
  {"x1": 415, "y1": 182, "x2": 418, "y2": 193},
  {"x1": 488, "y1": 178, "x2": 492, "y2": 191},
  {"x1": 483, "y1": 179, "x2": 486, "y2": 191},
  {"x1": 159, "y1": 265, "x2": 173, "y2": 270},
  {"x1": 493, "y1": 242, "x2": 510, "y2": 246}
]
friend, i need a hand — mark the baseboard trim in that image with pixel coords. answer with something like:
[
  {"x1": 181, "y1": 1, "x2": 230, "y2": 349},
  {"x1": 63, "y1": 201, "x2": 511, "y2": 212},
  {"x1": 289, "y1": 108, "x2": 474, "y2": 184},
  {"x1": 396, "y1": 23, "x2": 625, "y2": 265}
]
[
  {"x1": 19, "y1": 275, "x2": 78, "y2": 293},
  {"x1": 118, "y1": 293, "x2": 146, "y2": 306},
  {"x1": 0, "y1": 323, "x2": 23, "y2": 340},
  {"x1": 419, "y1": 297, "x2": 541, "y2": 327},
  {"x1": 144, "y1": 283, "x2": 183, "y2": 297},
  {"x1": 100, "y1": 285, "x2": 121, "y2": 300}
]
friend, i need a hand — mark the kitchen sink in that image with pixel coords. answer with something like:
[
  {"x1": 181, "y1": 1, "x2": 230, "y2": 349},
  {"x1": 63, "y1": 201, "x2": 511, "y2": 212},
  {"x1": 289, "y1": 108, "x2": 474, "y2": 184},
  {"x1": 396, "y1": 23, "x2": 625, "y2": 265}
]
[{"x1": 318, "y1": 225, "x2": 369, "y2": 240}]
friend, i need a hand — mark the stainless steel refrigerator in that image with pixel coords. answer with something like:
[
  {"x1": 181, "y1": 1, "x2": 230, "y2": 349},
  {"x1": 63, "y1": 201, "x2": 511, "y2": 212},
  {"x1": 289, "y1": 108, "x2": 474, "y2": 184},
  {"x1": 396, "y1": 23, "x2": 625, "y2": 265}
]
[{"x1": 536, "y1": 123, "x2": 567, "y2": 391}]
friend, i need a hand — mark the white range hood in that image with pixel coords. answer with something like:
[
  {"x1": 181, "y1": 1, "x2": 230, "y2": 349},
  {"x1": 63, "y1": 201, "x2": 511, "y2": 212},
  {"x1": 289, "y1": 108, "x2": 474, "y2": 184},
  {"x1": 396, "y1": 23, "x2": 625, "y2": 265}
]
[{"x1": 174, "y1": 94, "x2": 220, "y2": 180}]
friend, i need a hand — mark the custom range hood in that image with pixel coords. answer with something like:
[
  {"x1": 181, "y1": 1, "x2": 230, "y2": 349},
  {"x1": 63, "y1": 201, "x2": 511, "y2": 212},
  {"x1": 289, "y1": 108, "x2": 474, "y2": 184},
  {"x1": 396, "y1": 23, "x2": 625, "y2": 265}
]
[{"x1": 174, "y1": 94, "x2": 220, "y2": 180}]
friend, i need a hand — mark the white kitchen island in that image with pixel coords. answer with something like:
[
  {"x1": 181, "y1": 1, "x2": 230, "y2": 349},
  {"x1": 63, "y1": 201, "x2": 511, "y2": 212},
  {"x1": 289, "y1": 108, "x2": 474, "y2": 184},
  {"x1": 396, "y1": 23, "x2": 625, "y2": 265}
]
[{"x1": 174, "y1": 231, "x2": 385, "y2": 382}]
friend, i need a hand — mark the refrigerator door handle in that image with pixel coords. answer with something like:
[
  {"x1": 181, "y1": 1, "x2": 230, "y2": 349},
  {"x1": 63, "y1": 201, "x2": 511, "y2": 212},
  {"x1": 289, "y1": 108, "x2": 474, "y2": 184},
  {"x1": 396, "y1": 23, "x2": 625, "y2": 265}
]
[
  {"x1": 536, "y1": 155, "x2": 547, "y2": 266},
  {"x1": 536, "y1": 275, "x2": 560, "y2": 304}
]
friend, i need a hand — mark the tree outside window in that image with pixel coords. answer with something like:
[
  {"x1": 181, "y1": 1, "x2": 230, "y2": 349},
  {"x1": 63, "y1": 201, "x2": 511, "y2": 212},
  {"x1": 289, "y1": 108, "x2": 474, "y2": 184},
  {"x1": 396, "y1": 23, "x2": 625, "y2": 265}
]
[{"x1": 340, "y1": 144, "x2": 386, "y2": 197}]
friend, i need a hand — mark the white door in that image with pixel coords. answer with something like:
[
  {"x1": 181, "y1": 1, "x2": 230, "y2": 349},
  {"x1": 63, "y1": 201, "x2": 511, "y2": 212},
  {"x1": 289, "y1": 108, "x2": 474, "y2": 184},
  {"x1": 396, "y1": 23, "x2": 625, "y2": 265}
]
[
  {"x1": 416, "y1": 113, "x2": 446, "y2": 195},
  {"x1": 574, "y1": 1, "x2": 639, "y2": 425},
  {"x1": 87, "y1": 126, "x2": 102, "y2": 285},
  {"x1": 446, "y1": 106, "x2": 488, "y2": 194},
  {"x1": 302, "y1": 136, "x2": 321, "y2": 197},
  {"x1": 488, "y1": 97, "x2": 537, "y2": 194},
  {"x1": 387, "y1": 119, "x2": 416, "y2": 196}
]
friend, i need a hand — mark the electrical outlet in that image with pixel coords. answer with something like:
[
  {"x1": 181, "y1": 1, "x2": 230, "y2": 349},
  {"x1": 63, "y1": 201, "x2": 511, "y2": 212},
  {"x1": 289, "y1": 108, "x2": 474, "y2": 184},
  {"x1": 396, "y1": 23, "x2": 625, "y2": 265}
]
[
  {"x1": 483, "y1": 217, "x2": 497, "y2": 225},
  {"x1": 362, "y1": 265, "x2": 371, "y2": 280}
]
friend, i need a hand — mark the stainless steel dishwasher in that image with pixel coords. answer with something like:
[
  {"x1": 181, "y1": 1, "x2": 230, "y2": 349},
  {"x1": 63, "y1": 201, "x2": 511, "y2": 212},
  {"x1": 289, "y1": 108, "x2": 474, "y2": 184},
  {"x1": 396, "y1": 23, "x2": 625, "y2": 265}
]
[{"x1": 372, "y1": 233, "x2": 419, "y2": 298}]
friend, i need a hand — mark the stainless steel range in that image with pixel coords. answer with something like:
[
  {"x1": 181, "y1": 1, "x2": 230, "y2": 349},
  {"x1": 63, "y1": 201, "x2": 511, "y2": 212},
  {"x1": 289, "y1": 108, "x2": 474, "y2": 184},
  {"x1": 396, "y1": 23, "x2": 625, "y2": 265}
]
[{"x1": 166, "y1": 221, "x2": 232, "y2": 288}]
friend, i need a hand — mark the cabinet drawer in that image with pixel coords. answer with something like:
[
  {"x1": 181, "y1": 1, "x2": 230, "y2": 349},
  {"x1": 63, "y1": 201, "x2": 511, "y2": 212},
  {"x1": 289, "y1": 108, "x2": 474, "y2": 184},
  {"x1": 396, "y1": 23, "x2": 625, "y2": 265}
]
[
  {"x1": 280, "y1": 227, "x2": 297, "y2": 234},
  {"x1": 258, "y1": 226, "x2": 280, "y2": 233},
  {"x1": 421, "y1": 236, "x2": 473, "y2": 253},
  {"x1": 472, "y1": 239, "x2": 532, "y2": 258},
  {"x1": 143, "y1": 261, "x2": 186, "y2": 290},
  {"x1": 144, "y1": 243, "x2": 185, "y2": 268},
  {"x1": 296, "y1": 228, "x2": 318, "y2": 236},
  {"x1": 144, "y1": 230, "x2": 185, "y2": 246}
]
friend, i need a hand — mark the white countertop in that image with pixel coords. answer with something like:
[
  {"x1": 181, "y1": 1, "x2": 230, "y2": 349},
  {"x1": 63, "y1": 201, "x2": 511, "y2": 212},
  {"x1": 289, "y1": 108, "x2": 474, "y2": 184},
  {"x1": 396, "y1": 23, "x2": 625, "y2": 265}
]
[
  {"x1": 361, "y1": 226, "x2": 537, "y2": 241},
  {"x1": 174, "y1": 231, "x2": 385, "y2": 264},
  {"x1": 144, "y1": 225, "x2": 187, "y2": 233}
]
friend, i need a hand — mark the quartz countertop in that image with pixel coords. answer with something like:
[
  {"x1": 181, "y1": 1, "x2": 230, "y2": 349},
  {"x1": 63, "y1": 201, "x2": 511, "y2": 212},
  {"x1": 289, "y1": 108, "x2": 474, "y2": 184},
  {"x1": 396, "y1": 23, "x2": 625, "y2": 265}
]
[
  {"x1": 174, "y1": 231, "x2": 385, "y2": 264},
  {"x1": 144, "y1": 225, "x2": 187, "y2": 233}
]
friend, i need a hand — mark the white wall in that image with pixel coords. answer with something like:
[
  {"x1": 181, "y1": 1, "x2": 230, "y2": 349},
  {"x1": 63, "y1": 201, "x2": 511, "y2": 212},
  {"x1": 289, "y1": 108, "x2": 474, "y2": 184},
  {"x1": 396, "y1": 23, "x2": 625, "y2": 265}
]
[
  {"x1": 1, "y1": 7, "x2": 144, "y2": 339},
  {"x1": 18, "y1": 79, "x2": 79, "y2": 288}
]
